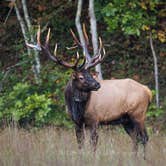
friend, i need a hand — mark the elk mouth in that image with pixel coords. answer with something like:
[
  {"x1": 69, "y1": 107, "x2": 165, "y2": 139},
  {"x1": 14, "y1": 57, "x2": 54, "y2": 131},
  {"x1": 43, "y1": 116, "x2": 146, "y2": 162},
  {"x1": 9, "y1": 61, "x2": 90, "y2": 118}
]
[
  {"x1": 92, "y1": 83, "x2": 101, "y2": 91},
  {"x1": 81, "y1": 83, "x2": 100, "y2": 92}
]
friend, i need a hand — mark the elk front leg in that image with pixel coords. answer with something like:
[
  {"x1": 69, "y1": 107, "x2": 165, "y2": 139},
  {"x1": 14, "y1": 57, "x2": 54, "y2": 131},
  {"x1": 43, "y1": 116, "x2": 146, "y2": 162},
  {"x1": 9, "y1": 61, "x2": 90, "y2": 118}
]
[
  {"x1": 89, "y1": 123, "x2": 98, "y2": 152},
  {"x1": 75, "y1": 124, "x2": 85, "y2": 149}
]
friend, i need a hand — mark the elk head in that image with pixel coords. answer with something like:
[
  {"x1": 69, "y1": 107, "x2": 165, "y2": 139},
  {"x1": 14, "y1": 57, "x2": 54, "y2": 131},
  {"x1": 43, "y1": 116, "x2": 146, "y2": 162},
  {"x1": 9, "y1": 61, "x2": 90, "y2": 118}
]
[
  {"x1": 26, "y1": 26, "x2": 103, "y2": 92},
  {"x1": 71, "y1": 70, "x2": 100, "y2": 92}
]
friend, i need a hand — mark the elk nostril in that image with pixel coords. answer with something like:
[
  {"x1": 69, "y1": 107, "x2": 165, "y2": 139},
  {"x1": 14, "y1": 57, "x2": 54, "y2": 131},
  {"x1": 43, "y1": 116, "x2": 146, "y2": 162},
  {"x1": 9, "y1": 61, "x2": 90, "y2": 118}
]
[{"x1": 95, "y1": 82, "x2": 101, "y2": 89}]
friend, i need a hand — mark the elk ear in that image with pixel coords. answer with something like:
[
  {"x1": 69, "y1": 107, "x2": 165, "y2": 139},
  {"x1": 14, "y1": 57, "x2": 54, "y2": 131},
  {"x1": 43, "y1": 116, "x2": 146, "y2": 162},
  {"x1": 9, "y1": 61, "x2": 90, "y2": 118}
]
[
  {"x1": 72, "y1": 72, "x2": 77, "y2": 80},
  {"x1": 91, "y1": 71, "x2": 99, "y2": 79}
]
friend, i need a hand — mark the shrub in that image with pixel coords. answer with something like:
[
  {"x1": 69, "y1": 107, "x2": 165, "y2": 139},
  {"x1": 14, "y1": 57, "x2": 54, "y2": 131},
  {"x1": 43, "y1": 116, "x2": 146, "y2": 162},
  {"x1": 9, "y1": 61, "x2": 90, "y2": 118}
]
[
  {"x1": 0, "y1": 80, "x2": 73, "y2": 128},
  {"x1": 147, "y1": 90, "x2": 165, "y2": 119}
]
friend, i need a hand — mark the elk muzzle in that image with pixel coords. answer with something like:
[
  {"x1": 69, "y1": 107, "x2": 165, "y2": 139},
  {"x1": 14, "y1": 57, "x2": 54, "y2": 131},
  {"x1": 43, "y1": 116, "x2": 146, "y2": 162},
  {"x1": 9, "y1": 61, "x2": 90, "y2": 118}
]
[{"x1": 91, "y1": 81, "x2": 100, "y2": 91}]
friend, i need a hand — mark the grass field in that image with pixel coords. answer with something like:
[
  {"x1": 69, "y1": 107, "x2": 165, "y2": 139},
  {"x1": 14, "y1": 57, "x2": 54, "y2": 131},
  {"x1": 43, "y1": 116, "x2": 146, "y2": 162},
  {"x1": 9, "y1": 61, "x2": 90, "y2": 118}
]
[{"x1": 0, "y1": 126, "x2": 165, "y2": 166}]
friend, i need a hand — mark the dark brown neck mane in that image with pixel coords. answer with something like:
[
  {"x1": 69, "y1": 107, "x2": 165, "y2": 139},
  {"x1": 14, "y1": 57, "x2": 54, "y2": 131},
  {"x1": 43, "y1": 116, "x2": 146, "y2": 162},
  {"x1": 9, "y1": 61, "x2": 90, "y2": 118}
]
[{"x1": 64, "y1": 80, "x2": 90, "y2": 126}]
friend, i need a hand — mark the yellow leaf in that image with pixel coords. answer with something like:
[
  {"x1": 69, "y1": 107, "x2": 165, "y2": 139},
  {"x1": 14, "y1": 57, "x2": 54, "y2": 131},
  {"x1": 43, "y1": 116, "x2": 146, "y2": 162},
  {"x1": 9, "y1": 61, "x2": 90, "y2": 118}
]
[
  {"x1": 142, "y1": 25, "x2": 150, "y2": 31},
  {"x1": 140, "y1": 2, "x2": 147, "y2": 10},
  {"x1": 158, "y1": 31, "x2": 166, "y2": 43},
  {"x1": 55, "y1": 80, "x2": 60, "y2": 83}
]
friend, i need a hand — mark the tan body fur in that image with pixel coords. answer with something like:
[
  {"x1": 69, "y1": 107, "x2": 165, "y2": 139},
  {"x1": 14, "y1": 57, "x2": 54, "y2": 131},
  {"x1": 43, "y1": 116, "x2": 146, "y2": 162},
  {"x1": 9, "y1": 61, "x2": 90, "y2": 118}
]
[{"x1": 85, "y1": 78, "x2": 152, "y2": 128}]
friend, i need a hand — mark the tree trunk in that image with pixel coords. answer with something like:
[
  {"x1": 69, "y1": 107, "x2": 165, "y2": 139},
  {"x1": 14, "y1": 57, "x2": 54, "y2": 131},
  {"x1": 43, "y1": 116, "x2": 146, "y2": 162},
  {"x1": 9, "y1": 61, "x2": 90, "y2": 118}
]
[
  {"x1": 75, "y1": 0, "x2": 91, "y2": 61},
  {"x1": 21, "y1": 0, "x2": 41, "y2": 83},
  {"x1": 14, "y1": 1, "x2": 41, "y2": 84},
  {"x1": 149, "y1": 31, "x2": 159, "y2": 108},
  {"x1": 89, "y1": 0, "x2": 103, "y2": 79}
]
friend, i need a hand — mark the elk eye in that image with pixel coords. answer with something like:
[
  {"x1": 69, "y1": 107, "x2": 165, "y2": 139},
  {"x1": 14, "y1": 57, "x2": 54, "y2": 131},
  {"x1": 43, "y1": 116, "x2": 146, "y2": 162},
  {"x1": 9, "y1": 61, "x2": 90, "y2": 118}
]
[{"x1": 79, "y1": 76, "x2": 84, "y2": 80}]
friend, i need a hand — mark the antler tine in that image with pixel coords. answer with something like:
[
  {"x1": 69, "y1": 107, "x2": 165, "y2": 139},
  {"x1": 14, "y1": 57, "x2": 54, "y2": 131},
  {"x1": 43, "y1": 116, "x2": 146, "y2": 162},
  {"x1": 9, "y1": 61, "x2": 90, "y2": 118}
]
[
  {"x1": 85, "y1": 37, "x2": 105, "y2": 69},
  {"x1": 98, "y1": 37, "x2": 102, "y2": 53},
  {"x1": 66, "y1": 45, "x2": 78, "y2": 50},
  {"x1": 76, "y1": 51, "x2": 80, "y2": 59},
  {"x1": 26, "y1": 25, "x2": 42, "y2": 50},
  {"x1": 102, "y1": 47, "x2": 106, "y2": 59},
  {"x1": 85, "y1": 56, "x2": 101, "y2": 69},
  {"x1": 72, "y1": 51, "x2": 86, "y2": 70},
  {"x1": 98, "y1": 37, "x2": 106, "y2": 59},
  {"x1": 37, "y1": 25, "x2": 41, "y2": 46},
  {"x1": 77, "y1": 53, "x2": 86, "y2": 70},
  {"x1": 89, "y1": 37, "x2": 103, "y2": 63},
  {"x1": 53, "y1": 43, "x2": 58, "y2": 56},
  {"x1": 74, "y1": 51, "x2": 80, "y2": 67},
  {"x1": 70, "y1": 29, "x2": 81, "y2": 46},
  {"x1": 99, "y1": 37, "x2": 106, "y2": 61},
  {"x1": 45, "y1": 28, "x2": 51, "y2": 46},
  {"x1": 83, "y1": 23, "x2": 89, "y2": 45},
  {"x1": 53, "y1": 43, "x2": 84, "y2": 69},
  {"x1": 70, "y1": 27, "x2": 91, "y2": 64}
]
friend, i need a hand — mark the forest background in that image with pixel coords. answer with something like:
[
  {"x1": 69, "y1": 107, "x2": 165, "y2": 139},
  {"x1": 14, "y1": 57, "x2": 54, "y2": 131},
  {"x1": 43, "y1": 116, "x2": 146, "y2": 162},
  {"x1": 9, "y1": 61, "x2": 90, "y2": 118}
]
[{"x1": 0, "y1": 0, "x2": 165, "y2": 132}]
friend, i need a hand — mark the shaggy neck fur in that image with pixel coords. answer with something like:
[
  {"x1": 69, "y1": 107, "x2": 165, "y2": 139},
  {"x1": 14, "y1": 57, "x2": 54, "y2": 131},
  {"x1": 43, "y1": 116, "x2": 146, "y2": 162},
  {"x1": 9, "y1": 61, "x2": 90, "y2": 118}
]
[{"x1": 65, "y1": 80, "x2": 90, "y2": 126}]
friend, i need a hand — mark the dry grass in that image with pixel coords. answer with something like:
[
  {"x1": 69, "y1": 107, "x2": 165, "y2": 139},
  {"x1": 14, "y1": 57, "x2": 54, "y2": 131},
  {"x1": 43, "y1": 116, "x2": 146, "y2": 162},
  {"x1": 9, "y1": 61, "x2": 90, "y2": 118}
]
[{"x1": 0, "y1": 127, "x2": 165, "y2": 166}]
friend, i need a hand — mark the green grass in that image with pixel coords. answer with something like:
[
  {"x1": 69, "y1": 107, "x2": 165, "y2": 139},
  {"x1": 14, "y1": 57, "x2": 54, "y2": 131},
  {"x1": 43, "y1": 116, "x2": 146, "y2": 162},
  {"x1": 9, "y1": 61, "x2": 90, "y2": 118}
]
[{"x1": 0, "y1": 127, "x2": 165, "y2": 166}]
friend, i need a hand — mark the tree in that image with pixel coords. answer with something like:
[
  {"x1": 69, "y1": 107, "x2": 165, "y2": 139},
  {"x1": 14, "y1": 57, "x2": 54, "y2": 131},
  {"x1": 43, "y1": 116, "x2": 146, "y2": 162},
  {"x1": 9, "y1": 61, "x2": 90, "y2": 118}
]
[
  {"x1": 102, "y1": 0, "x2": 162, "y2": 108},
  {"x1": 75, "y1": 0, "x2": 104, "y2": 79},
  {"x1": 13, "y1": 0, "x2": 41, "y2": 83}
]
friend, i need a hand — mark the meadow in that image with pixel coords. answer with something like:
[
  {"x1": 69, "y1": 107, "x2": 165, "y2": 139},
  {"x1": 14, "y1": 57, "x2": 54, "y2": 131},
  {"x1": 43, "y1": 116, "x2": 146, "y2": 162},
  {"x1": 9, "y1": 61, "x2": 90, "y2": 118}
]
[{"x1": 0, "y1": 126, "x2": 165, "y2": 166}]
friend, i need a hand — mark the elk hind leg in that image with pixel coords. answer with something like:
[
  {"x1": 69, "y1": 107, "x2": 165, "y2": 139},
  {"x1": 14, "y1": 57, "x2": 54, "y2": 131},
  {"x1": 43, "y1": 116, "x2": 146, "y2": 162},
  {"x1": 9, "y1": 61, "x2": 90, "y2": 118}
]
[
  {"x1": 130, "y1": 118, "x2": 149, "y2": 160},
  {"x1": 137, "y1": 124, "x2": 149, "y2": 160},
  {"x1": 122, "y1": 116, "x2": 139, "y2": 155}
]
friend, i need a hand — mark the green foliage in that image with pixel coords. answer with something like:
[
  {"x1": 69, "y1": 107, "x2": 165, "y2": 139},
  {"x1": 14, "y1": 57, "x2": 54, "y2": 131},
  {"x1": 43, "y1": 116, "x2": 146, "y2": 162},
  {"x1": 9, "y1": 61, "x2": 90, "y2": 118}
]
[
  {"x1": 102, "y1": 0, "x2": 157, "y2": 36},
  {"x1": 147, "y1": 103, "x2": 164, "y2": 118},
  {"x1": 147, "y1": 90, "x2": 165, "y2": 118},
  {"x1": 0, "y1": 66, "x2": 73, "y2": 128},
  {"x1": 13, "y1": 93, "x2": 52, "y2": 125}
]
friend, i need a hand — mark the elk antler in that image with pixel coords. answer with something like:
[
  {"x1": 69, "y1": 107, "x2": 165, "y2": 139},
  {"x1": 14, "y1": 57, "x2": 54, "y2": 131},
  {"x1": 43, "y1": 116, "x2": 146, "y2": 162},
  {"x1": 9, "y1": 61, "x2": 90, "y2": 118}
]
[
  {"x1": 26, "y1": 26, "x2": 86, "y2": 70},
  {"x1": 85, "y1": 37, "x2": 105, "y2": 69},
  {"x1": 69, "y1": 25, "x2": 105, "y2": 69},
  {"x1": 69, "y1": 24, "x2": 90, "y2": 49}
]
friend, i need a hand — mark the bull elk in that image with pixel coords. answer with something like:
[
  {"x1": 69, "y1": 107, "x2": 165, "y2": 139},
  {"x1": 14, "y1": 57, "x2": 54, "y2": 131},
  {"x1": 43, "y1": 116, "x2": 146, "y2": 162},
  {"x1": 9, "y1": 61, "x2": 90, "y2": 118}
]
[
  {"x1": 69, "y1": 25, "x2": 152, "y2": 159},
  {"x1": 27, "y1": 25, "x2": 152, "y2": 159}
]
